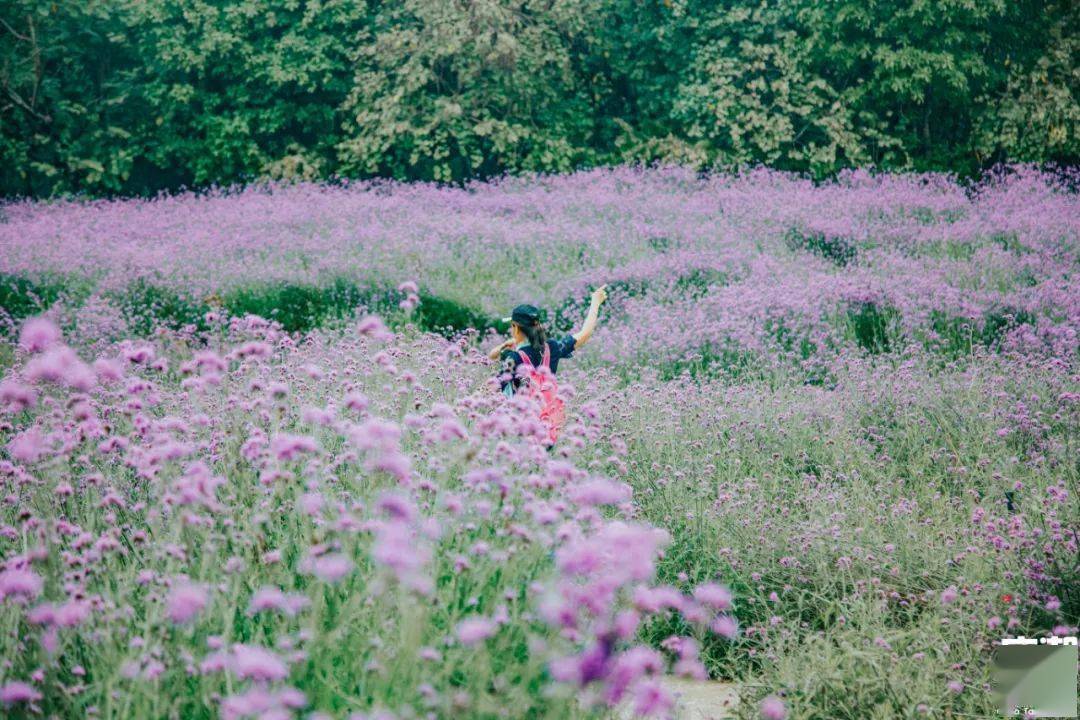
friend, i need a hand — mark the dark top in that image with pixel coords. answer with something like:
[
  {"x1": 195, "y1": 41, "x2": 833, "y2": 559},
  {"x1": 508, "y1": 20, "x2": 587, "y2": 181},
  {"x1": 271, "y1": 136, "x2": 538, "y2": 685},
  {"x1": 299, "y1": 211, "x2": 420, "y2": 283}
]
[{"x1": 498, "y1": 335, "x2": 577, "y2": 394}]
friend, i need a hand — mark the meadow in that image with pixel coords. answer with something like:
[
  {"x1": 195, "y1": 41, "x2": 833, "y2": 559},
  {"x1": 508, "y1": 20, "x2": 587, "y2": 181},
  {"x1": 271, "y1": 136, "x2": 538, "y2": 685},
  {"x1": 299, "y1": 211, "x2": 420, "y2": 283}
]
[{"x1": 0, "y1": 166, "x2": 1077, "y2": 719}]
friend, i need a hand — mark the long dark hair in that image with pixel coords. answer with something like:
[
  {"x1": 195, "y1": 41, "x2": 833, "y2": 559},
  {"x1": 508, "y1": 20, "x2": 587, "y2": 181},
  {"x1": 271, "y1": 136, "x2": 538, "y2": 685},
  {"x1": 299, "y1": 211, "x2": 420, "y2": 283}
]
[{"x1": 516, "y1": 318, "x2": 547, "y2": 350}]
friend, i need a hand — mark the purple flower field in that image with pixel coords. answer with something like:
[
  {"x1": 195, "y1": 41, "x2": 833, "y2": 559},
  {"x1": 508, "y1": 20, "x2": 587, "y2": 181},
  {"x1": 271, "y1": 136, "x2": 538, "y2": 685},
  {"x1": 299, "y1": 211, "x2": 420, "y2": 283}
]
[{"x1": 0, "y1": 167, "x2": 1077, "y2": 719}]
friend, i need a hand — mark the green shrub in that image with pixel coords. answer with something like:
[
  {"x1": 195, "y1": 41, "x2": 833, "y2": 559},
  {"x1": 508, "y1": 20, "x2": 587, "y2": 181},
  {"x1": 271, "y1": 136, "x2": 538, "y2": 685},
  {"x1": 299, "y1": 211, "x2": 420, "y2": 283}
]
[
  {"x1": 981, "y1": 305, "x2": 1036, "y2": 347},
  {"x1": 845, "y1": 301, "x2": 899, "y2": 354},
  {"x1": 990, "y1": 231, "x2": 1026, "y2": 254},
  {"x1": 224, "y1": 283, "x2": 327, "y2": 333},
  {"x1": 107, "y1": 278, "x2": 498, "y2": 338},
  {"x1": 674, "y1": 268, "x2": 731, "y2": 298},
  {"x1": 907, "y1": 205, "x2": 937, "y2": 225},
  {"x1": 604, "y1": 360, "x2": 1068, "y2": 716},
  {"x1": 943, "y1": 241, "x2": 979, "y2": 261},
  {"x1": 222, "y1": 281, "x2": 496, "y2": 337},
  {"x1": 928, "y1": 311, "x2": 975, "y2": 358},
  {"x1": 114, "y1": 278, "x2": 210, "y2": 336},
  {"x1": 747, "y1": 618, "x2": 995, "y2": 719},
  {"x1": 764, "y1": 315, "x2": 818, "y2": 362},
  {"x1": 223, "y1": 278, "x2": 387, "y2": 333},
  {"x1": 647, "y1": 236, "x2": 673, "y2": 253},
  {"x1": 656, "y1": 342, "x2": 760, "y2": 383},
  {"x1": 785, "y1": 228, "x2": 857, "y2": 267},
  {"x1": 928, "y1": 306, "x2": 1036, "y2": 358},
  {"x1": 413, "y1": 293, "x2": 499, "y2": 338},
  {"x1": 0, "y1": 273, "x2": 64, "y2": 333}
]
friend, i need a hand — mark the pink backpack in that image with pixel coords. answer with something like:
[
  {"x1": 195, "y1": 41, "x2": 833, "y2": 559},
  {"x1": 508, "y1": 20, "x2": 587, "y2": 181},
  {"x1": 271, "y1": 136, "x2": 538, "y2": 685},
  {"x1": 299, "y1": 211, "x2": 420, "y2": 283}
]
[{"x1": 517, "y1": 345, "x2": 566, "y2": 446}]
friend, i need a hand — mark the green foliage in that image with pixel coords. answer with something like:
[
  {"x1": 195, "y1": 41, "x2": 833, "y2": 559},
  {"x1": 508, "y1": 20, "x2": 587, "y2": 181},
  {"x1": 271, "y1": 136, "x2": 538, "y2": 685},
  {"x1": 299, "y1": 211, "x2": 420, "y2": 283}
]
[
  {"x1": 1, "y1": 0, "x2": 367, "y2": 196},
  {"x1": 973, "y1": 1, "x2": 1080, "y2": 165},
  {"x1": 0, "y1": 273, "x2": 63, "y2": 333},
  {"x1": 668, "y1": 3, "x2": 869, "y2": 173},
  {"x1": 223, "y1": 279, "x2": 386, "y2": 333},
  {"x1": 120, "y1": 0, "x2": 368, "y2": 192},
  {"x1": 655, "y1": 341, "x2": 760, "y2": 383},
  {"x1": 413, "y1": 294, "x2": 499, "y2": 338},
  {"x1": 336, "y1": 0, "x2": 604, "y2": 182},
  {"x1": 220, "y1": 281, "x2": 493, "y2": 336},
  {"x1": 927, "y1": 305, "x2": 1037, "y2": 358},
  {"x1": 1, "y1": 0, "x2": 1075, "y2": 196},
  {"x1": 785, "y1": 227, "x2": 858, "y2": 267},
  {"x1": 981, "y1": 304, "x2": 1037, "y2": 346},
  {"x1": 928, "y1": 311, "x2": 979, "y2": 358},
  {"x1": 0, "y1": 2, "x2": 138, "y2": 196},
  {"x1": 845, "y1": 301, "x2": 899, "y2": 354},
  {"x1": 115, "y1": 278, "x2": 210, "y2": 336},
  {"x1": 673, "y1": 268, "x2": 730, "y2": 297}
]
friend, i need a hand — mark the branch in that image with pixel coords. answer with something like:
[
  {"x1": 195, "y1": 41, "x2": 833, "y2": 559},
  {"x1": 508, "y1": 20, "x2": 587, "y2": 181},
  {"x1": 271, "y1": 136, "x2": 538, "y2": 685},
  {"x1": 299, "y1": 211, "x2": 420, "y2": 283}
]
[
  {"x1": 28, "y1": 12, "x2": 39, "y2": 108},
  {"x1": 0, "y1": 17, "x2": 31, "y2": 43},
  {"x1": 3, "y1": 84, "x2": 49, "y2": 122}
]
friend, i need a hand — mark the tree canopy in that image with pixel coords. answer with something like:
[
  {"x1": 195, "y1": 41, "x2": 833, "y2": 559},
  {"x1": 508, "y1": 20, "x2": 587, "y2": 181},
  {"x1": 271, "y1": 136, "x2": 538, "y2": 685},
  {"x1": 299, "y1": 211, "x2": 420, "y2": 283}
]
[{"x1": 1, "y1": 0, "x2": 1076, "y2": 196}]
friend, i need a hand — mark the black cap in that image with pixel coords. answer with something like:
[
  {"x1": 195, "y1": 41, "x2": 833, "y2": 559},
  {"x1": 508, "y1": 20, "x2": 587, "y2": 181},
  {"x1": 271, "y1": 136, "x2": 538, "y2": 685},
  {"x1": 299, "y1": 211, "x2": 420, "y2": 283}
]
[{"x1": 503, "y1": 304, "x2": 541, "y2": 325}]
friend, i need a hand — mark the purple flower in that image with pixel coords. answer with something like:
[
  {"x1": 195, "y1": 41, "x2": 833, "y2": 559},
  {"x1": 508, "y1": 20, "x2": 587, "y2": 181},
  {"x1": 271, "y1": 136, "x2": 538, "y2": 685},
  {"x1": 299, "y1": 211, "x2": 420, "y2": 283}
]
[
  {"x1": 606, "y1": 646, "x2": 663, "y2": 703},
  {"x1": 0, "y1": 379, "x2": 37, "y2": 411},
  {"x1": 231, "y1": 644, "x2": 289, "y2": 682},
  {"x1": 711, "y1": 614, "x2": 739, "y2": 639},
  {"x1": 54, "y1": 599, "x2": 91, "y2": 627},
  {"x1": 19, "y1": 317, "x2": 61, "y2": 353},
  {"x1": 220, "y1": 687, "x2": 306, "y2": 720},
  {"x1": 249, "y1": 587, "x2": 309, "y2": 616},
  {"x1": 760, "y1": 695, "x2": 788, "y2": 720},
  {"x1": 270, "y1": 433, "x2": 318, "y2": 461},
  {"x1": 350, "y1": 418, "x2": 402, "y2": 451},
  {"x1": 456, "y1": 617, "x2": 496, "y2": 645},
  {"x1": 0, "y1": 681, "x2": 42, "y2": 706},
  {"x1": 7, "y1": 428, "x2": 47, "y2": 464},
  {"x1": 0, "y1": 568, "x2": 44, "y2": 603},
  {"x1": 569, "y1": 478, "x2": 632, "y2": 507},
  {"x1": 694, "y1": 583, "x2": 733, "y2": 611},
  {"x1": 375, "y1": 492, "x2": 416, "y2": 522},
  {"x1": 344, "y1": 391, "x2": 369, "y2": 411},
  {"x1": 167, "y1": 582, "x2": 209, "y2": 624},
  {"x1": 357, "y1": 315, "x2": 392, "y2": 339},
  {"x1": 309, "y1": 553, "x2": 353, "y2": 583},
  {"x1": 298, "y1": 492, "x2": 325, "y2": 516}
]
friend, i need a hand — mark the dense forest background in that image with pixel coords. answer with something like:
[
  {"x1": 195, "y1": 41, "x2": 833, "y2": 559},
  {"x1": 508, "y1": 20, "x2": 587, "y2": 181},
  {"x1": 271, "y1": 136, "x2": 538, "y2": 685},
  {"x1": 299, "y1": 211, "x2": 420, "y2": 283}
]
[{"x1": 1, "y1": 0, "x2": 1077, "y2": 198}]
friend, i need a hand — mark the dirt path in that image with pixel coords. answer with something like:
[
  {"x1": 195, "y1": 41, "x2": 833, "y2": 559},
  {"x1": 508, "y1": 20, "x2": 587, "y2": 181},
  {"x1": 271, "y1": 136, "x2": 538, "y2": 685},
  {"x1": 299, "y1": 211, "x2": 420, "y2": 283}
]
[{"x1": 618, "y1": 677, "x2": 740, "y2": 719}]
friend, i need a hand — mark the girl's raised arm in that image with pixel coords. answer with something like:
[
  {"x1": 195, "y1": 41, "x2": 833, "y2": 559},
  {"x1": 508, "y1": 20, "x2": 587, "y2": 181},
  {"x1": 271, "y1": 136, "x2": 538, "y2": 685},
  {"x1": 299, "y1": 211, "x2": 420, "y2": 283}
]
[{"x1": 572, "y1": 284, "x2": 607, "y2": 348}]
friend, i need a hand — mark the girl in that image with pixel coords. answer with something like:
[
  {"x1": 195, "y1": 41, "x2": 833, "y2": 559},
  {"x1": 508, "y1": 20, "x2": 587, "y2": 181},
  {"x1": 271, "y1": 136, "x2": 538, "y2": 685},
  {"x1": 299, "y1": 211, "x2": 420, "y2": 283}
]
[{"x1": 487, "y1": 284, "x2": 608, "y2": 394}]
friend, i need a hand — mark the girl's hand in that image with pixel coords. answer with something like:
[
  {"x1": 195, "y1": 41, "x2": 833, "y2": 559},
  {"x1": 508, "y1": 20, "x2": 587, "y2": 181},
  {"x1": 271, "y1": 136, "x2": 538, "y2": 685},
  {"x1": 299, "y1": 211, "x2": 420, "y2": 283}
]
[
  {"x1": 590, "y1": 284, "x2": 608, "y2": 307},
  {"x1": 489, "y1": 337, "x2": 516, "y2": 360}
]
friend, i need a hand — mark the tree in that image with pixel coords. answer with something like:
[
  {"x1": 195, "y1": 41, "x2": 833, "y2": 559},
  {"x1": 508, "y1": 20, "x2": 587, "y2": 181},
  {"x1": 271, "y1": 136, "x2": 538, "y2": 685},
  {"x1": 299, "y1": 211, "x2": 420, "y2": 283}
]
[
  {"x1": 0, "y1": 2, "x2": 135, "y2": 196},
  {"x1": 336, "y1": 0, "x2": 605, "y2": 182},
  {"x1": 120, "y1": 0, "x2": 368, "y2": 192},
  {"x1": 973, "y1": 0, "x2": 1080, "y2": 164}
]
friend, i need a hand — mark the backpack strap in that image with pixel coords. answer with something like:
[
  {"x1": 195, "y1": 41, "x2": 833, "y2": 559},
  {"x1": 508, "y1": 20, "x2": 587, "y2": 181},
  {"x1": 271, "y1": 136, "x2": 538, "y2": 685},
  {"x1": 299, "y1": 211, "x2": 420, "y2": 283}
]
[
  {"x1": 517, "y1": 349, "x2": 534, "y2": 367},
  {"x1": 540, "y1": 344, "x2": 551, "y2": 369}
]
